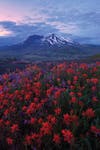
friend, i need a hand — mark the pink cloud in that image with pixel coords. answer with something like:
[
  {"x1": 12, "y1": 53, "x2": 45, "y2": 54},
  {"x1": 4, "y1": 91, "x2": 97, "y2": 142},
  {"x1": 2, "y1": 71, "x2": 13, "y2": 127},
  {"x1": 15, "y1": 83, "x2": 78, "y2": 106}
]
[{"x1": 0, "y1": 25, "x2": 13, "y2": 36}]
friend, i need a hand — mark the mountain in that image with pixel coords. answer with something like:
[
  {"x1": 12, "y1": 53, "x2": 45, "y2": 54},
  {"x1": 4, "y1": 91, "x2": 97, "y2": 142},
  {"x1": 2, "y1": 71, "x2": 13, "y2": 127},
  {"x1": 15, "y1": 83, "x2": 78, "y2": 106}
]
[
  {"x1": 23, "y1": 33, "x2": 78, "y2": 47},
  {"x1": 0, "y1": 33, "x2": 100, "y2": 61}
]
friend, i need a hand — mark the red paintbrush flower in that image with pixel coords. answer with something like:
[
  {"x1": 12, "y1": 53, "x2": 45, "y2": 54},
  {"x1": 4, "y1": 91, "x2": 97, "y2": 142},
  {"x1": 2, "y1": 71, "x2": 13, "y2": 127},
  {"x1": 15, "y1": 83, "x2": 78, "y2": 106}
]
[
  {"x1": 62, "y1": 129, "x2": 74, "y2": 144},
  {"x1": 82, "y1": 108, "x2": 95, "y2": 119},
  {"x1": 63, "y1": 114, "x2": 71, "y2": 125},
  {"x1": 54, "y1": 108, "x2": 61, "y2": 115},
  {"x1": 53, "y1": 134, "x2": 61, "y2": 144},
  {"x1": 40, "y1": 122, "x2": 52, "y2": 135},
  {"x1": 11, "y1": 124, "x2": 19, "y2": 133},
  {"x1": 6, "y1": 137, "x2": 13, "y2": 145},
  {"x1": 90, "y1": 126, "x2": 100, "y2": 135},
  {"x1": 91, "y1": 78, "x2": 99, "y2": 84}
]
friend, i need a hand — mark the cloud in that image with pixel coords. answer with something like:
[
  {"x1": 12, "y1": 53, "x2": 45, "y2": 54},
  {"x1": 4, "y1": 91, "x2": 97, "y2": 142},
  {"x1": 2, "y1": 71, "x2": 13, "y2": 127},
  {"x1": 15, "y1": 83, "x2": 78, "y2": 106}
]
[
  {"x1": 17, "y1": 7, "x2": 79, "y2": 35},
  {"x1": 1, "y1": 2, "x2": 100, "y2": 36},
  {"x1": 18, "y1": 10, "x2": 51, "y2": 25},
  {"x1": 0, "y1": 21, "x2": 59, "y2": 41},
  {"x1": 45, "y1": 21, "x2": 79, "y2": 34},
  {"x1": 0, "y1": 25, "x2": 13, "y2": 36}
]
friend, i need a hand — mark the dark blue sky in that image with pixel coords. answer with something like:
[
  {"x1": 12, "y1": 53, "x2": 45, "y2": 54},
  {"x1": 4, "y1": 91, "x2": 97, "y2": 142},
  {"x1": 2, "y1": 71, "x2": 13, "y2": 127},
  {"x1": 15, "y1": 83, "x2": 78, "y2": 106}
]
[{"x1": 0, "y1": 0, "x2": 100, "y2": 44}]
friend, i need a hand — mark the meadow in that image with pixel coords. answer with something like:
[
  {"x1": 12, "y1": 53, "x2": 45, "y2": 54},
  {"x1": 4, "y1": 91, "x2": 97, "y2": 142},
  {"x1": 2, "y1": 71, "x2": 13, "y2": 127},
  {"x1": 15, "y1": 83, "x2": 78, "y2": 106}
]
[{"x1": 0, "y1": 61, "x2": 100, "y2": 150}]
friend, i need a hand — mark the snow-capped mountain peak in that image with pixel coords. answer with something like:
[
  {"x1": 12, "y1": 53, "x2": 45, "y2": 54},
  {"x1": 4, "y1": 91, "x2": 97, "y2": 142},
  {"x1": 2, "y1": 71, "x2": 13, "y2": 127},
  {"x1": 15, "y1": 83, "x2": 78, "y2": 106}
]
[
  {"x1": 46, "y1": 34, "x2": 59, "y2": 45},
  {"x1": 42, "y1": 33, "x2": 75, "y2": 46}
]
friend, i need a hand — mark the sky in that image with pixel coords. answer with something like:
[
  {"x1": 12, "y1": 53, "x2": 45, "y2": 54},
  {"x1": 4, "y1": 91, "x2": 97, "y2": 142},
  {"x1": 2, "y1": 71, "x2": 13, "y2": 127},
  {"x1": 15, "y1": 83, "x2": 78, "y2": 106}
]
[{"x1": 0, "y1": 0, "x2": 100, "y2": 44}]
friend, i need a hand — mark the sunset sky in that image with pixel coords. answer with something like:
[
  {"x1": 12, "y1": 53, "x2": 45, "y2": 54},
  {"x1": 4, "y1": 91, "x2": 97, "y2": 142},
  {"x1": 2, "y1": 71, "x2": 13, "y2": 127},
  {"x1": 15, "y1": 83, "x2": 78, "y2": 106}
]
[{"x1": 0, "y1": 0, "x2": 100, "y2": 44}]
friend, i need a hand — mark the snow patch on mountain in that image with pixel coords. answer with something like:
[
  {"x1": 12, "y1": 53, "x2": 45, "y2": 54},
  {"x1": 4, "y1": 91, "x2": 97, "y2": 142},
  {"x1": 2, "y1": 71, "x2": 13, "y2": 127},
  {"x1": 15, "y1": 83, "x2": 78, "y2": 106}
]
[{"x1": 42, "y1": 34, "x2": 75, "y2": 46}]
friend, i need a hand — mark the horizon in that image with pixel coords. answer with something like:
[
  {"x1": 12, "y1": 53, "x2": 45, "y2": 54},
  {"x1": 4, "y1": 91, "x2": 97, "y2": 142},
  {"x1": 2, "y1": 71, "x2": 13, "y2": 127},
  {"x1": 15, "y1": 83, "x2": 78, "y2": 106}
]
[{"x1": 0, "y1": 0, "x2": 100, "y2": 45}]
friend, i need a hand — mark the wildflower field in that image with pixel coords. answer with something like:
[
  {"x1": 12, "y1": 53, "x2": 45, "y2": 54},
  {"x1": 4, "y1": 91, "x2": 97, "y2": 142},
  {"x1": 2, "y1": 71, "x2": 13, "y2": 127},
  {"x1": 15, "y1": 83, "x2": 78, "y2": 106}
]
[{"x1": 0, "y1": 61, "x2": 100, "y2": 150}]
